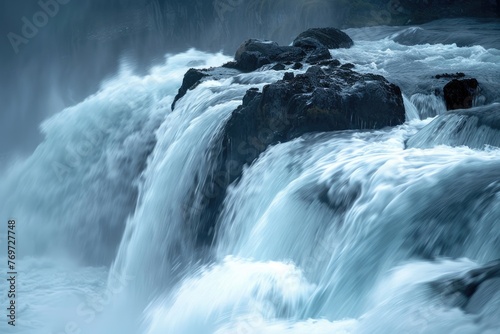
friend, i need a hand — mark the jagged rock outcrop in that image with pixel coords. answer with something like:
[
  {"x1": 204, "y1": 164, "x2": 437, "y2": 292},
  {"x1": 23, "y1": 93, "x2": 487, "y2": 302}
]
[
  {"x1": 172, "y1": 28, "x2": 355, "y2": 109},
  {"x1": 225, "y1": 39, "x2": 305, "y2": 72},
  {"x1": 196, "y1": 66, "x2": 404, "y2": 245},
  {"x1": 223, "y1": 65, "x2": 404, "y2": 167},
  {"x1": 173, "y1": 28, "x2": 405, "y2": 246},
  {"x1": 172, "y1": 67, "x2": 240, "y2": 109},
  {"x1": 222, "y1": 28, "x2": 353, "y2": 73}
]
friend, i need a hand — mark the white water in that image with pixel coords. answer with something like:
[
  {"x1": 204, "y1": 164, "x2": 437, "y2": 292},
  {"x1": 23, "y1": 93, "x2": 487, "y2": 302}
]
[
  {"x1": 407, "y1": 104, "x2": 500, "y2": 149},
  {"x1": 1, "y1": 28, "x2": 500, "y2": 334}
]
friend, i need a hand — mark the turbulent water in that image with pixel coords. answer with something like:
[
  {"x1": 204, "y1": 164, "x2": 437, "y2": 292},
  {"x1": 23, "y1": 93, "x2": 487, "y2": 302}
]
[{"x1": 1, "y1": 21, "x2": 500, "y2": 334}]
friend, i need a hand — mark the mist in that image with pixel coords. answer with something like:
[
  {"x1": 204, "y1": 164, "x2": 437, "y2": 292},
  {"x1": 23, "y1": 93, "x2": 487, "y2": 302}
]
[{"x1": 3, "y1": 0, "x2": 496, "y2": 163}]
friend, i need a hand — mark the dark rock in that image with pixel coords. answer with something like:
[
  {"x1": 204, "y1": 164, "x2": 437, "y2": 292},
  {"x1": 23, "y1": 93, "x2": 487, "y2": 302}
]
[
  {"x1": 231, "y1": 39, "x2": 306, "y2": 72},
  {"x1": 293, "y1": 27, "x2": 354, "y2": 49},
  {"x1": 220, "y1": 65, "x2": 405, "y2": 184},
  {"x1": 443, "y1": 78, "x2": 479, "y2": 110},
  {"x1": 234, "y1": 39, "x2": 279, "y2": 61},
  {"x1": 229, "y1": 28, "x2": 353, "y2": 73},
  {"x1": 191, "y1": 65, "x2": 405, "y2": 247},
  {"x1": 222, "y1": 61, "x2": 237, "y2": 68},
  {"x1": 283, "y1": 72, "x2": 295, "y2": 81},
  {"x1": 292, "y1": 36, "x2": 332, "y2": 63},
  {"x1": 271, "y1": 63, "x2": 286, "y2": 71},
  {"x1": 172, "y1": 67, "x2": 241, "y2": 110},
  {"x1": 431, "y1": 259, "x2": 500, "y2": 313},
  {"x1": 305, "y1": 65, "x2": 324, "y2": 76},
  {"x1": 242, "y1": 87, "x2": 260, "y2": 105},
  {"x1": 306, "y1": 46, "x2": 332, "y2": 63},
  {"x1": 173, "y1": 28, "x2": 357, "y2": 109},
  {"x1": 435, "y1": 72, "x2": 466, "y2": 80},
  {"x1": 318, "y1": 59, "x2": 341, "y2": 67},
  {"x1": 293, "y1": 36, "x2": 324, "y2": 50},
  {"x1": 171, "y1": 69, "x2": 208, "y2": 110},
  {"x1": 230, "y1": 51, "x2": 271, "y2": 72},
  {"x1": 340, "y1": 63, "x2": 355, "y2": 70},
  {"x1": 175, "y1": 28, "x2": 404, "y2": 247}
]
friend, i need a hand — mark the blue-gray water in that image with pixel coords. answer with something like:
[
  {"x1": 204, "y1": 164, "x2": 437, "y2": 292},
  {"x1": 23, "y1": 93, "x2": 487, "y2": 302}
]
[{"x1": 1, "y1": 3, "x2": 500, "y2": 334}]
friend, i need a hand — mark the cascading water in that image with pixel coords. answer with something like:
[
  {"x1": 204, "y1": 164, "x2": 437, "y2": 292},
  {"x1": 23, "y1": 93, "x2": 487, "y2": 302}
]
[
  {"x1": 110, "y1": 60, "x2": 287, "y2": 299},
  {"x1": 1, "y1": 20, "x2": 500, "y2": 334},
  {"x1": 144, "y1": 122, "x2": 500, "y2": 333}
]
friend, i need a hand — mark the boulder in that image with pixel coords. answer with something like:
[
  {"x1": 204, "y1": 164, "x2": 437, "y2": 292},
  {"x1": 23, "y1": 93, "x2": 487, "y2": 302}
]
[
  {"x1": 305, "y1": 46, "x2": 332, "y2": 64},
  {"x1": 292, "y1": 36, "x2": 332, "y2": 63},
  {"x1": 223, "y1": 65, "x2": 405, "y2": 166},
  {"x1": 234, "y1": 39, "x2": 286, "y2": 62},
  {"x1": 271, "y1": 63, "x2": 286, "y2": 71},
  {"x1": 228, "y1": 39, "x2": 306, "y2": 72},
  {"x1": 174, "y1": 28, "x2": 405, "y2": 246},
  {"x1": 173, "y1": 28, "x2": 355, "y2": 108},
  {"x1": 191, "y1": 66, "x2": 405, "y2": 241},
  {"x1": 293, "y1": 27, "x2": 354, "y2": 49},
  {"x1": 443, "y1": 78, "x2": 479, "y2": 110},
  {"x1": 233, "y1": 51, "x2": 271, "y2": 72},
  {"x1": 226, "y1": 27, "x2": 354, "y2": 73}
]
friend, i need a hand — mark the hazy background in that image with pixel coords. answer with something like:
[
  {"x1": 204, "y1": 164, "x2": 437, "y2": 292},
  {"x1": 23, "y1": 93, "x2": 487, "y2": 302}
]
[{"x1": 1, "y1": 0, "x2": 498, "y2": 164}]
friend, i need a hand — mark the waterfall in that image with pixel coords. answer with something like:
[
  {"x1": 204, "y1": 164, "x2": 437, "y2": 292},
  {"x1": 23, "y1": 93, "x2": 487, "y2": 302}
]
[
  {"x1": 2, "y1": 20, "x2": 500, "y2": 334},
  {"x1": 407, "y1": 104, "x2": 500, "y2": 149}
]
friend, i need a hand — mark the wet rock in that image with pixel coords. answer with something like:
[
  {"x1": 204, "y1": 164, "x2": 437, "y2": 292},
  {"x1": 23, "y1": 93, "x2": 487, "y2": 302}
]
[
  {"x1": 293, "y1": 27, "x2": 354, "y2": 49},
  {"x1": 227, "y1": 27, "x2": 353, "y2": 73},
  {"x1": 306, "y1": 46, "x2": 332, "y2": 63},
  {"x1": 271, "y1": 63, "x2": 286, "y2": 71},
  {"x1": 443, "y1": 78, "x2": 479, "y2": 110},
  {"x1": 172, "y1": 67, "x2": 241, "y2": 110},
  {"x1": 172, "y1": 68, "x2": 208, "y2": 110},
  {"x1": 190, "y1": 65, "x2": 404, "y2": 246},
  {"x1": 435, "y1": 72, "x2": 465, "y2": 79},
  {"x1": 340, "y1": 63, "x2": 356, "y2": 70},
  {"x1": 174, "y1": 28, "x2": 404, "y2": 246},
  {"x1": 292, "y1": 36, "x2": 332, "y2": 63},
  {"x1": 221, "y1": 65, "x2": 404, "y2": 181},
  {"x1": 228, "y1": 39, "x2": 306, "y2": 72},
  {"x1": 283, "y1": 72, "x2": 295, "y2": 81},
  {"x1": 233, "y1": 51, "x2": 272, "y2": 72},
  {"x1": 318, "y1": 59, "x2": 341, "y2": 67}
]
